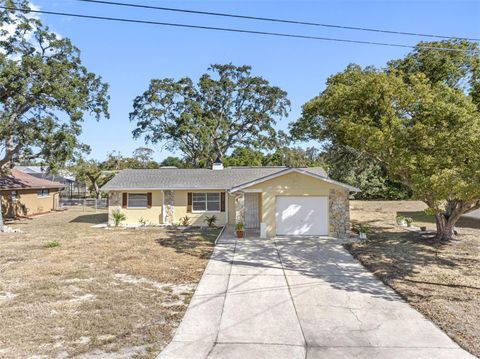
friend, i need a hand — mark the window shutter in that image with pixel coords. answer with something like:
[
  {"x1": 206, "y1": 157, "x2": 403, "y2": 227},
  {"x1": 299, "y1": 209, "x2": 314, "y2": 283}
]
[
  {"x1": 122, "y1": 193, "x2": 128, "y2": 208},
  {"x1": 187, "y1": 192, "x2": 192, "y2": 213},
  {"x1": 147, "y1": 192, "x2": 152, "y2": 208},
  {"x1": 220, "y1": 192, "x2": 226, "y2": 212}
]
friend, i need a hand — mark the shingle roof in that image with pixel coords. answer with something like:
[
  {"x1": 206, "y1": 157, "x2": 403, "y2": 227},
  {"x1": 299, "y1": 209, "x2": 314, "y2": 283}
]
[
  {"x1": 101, "y1": 166, "x2": 332, "y2": 191},
  {"x1": 0, "y1": 169, "x2": 65, "y2": 190}
]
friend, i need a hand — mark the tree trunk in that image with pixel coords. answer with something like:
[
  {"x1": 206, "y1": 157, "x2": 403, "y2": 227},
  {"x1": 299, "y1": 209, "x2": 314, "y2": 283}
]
[
  {"x1": 93, "y1": 181, "x2": 100, "y2": 199},
  {"x1": 428, "y1": 199, "x2": 480, "y2": 242},
  {"x1": 434, "y1": 214, "x2": 452, "y2": 241},
  {"x1": 434, "y1": 211, "x2": 462, "y2": 242},
  {"x1": 0, "y1": 199, "x2": 4, "y2": 233}
]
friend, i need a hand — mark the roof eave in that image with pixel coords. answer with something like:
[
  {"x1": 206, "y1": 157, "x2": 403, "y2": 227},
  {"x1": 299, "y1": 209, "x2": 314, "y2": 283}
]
[
  {"x1": 101, "y1": 186, "x2": 231, "y2": 192},
  {"x1": 229, "y1": 168, "x2": 360, "y2": 193}
]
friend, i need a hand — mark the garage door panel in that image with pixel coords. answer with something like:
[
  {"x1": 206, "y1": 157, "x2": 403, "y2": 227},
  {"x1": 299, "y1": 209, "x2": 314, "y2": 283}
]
[{"x1": 276, "y1": 197, "x2": 328, "y2": 236}]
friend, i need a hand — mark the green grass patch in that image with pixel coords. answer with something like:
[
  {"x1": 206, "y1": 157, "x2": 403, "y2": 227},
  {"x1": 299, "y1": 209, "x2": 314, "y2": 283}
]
[{"x1": 46, "y1": 240, "x2": 60, "y2": 248}]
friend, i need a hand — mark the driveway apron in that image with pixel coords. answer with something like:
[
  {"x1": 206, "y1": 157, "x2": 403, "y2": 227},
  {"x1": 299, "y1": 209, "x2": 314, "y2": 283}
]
[{"x1": 158, "y1": 229, "x2": 474, "y2": 359}]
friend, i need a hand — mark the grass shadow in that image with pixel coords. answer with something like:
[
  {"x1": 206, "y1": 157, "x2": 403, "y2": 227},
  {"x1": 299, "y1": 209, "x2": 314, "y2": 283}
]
[
  {"x1": 70, "y1": 213, "x2": 108, "y2": 224},
  {"x1": 155, "y1": 228, "x2": 220, "y2": 259}
]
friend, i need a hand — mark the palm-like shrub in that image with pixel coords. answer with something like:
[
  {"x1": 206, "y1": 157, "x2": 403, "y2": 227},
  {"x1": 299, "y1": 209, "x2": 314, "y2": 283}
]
[
  {"x1": 111, "y1": 210, "x2": 126, "y2": 227},
  {"x1": 204, "y1": 215, "x2": 217, "y2": 227}
]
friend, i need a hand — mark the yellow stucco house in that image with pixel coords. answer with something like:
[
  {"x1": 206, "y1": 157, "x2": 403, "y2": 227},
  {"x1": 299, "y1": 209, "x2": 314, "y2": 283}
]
[
  {"x1": 0, "y1": 169, "x2": 64, "y2": 218},
  {"x1": 101, "y1": 161, "x2": 359, "y2": 238}
]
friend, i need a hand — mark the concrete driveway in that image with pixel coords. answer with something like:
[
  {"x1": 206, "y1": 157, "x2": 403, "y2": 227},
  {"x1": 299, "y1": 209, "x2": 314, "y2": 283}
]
[{"x1": 159, "y1": 228, "x2": 474, "y2": 359}]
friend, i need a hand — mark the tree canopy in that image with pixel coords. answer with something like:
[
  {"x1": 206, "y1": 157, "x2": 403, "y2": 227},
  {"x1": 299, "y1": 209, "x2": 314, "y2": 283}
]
[
  {"x1": 0, "y1": 1, "x2": 109, "y2": 173},
  {"x1": 291, "y1": 40, "x2": 480, "y2": 241},
  {"x1": 130, "y1": 64, "x2": 290, "y2": 167},
  {"x1": 72, "y1": 159, "x2": 113, "y2": 199},
  {"x1": 322, "y1": 144, "x2": 411, "y2": 200}
]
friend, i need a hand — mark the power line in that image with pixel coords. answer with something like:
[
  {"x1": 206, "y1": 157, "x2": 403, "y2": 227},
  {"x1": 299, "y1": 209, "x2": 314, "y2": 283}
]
[
  {"x1": 77, "y1": 0, "x2": 480, "y2": 42},
  {"x1": 0, "y1": 5, "x2": 474, "y2": 52}
]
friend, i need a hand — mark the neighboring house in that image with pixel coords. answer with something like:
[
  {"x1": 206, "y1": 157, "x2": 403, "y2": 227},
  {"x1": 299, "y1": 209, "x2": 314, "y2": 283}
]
[
  {"x1": 102, "y1": 161, "x2": 359, "y2": 238},
  {"x1": 15, "y1": 166, "x2": 88, "y2": 198},
  {"x1": 0, "y1": 169, "x2": 64, "y2": 218},
  {"x1": 464, "y1": 208, "x2": 480, "y2": 219}
]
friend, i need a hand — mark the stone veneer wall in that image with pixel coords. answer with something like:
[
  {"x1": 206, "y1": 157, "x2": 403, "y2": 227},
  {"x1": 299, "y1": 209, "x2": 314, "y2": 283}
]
[
  {"x1": 164, "y1": 190, "x2": 175, "y2": 224},
  {"x1": 109, "y1": 192, "x2": 121, "y2": 206},
  {"x1": 108, "y1": 192, "x2": 121, "y2": 225},
  {"x1": 329, "y1": 188, "x2": 350, "y2": 238},
  {"x1": 234, "y1": 193, "x2": 245, "y2": 224}
]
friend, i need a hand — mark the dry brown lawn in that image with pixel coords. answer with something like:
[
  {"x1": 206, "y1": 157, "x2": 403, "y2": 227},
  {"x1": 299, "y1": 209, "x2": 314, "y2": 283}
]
[
  {"x1": 348, "y1": 200, "x2": 480, "y2": 357},
  {"x1": 0, "y1": 207, "x2": 221, "y2": 359}
]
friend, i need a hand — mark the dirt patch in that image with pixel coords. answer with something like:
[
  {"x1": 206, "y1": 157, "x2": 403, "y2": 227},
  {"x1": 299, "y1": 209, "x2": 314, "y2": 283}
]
[
  {"x1": 0, "y1": 208, "x2": 220, "y2": 358},
  {"x1": 348, "y1": 200, "x2": 480, "y2": 357}
]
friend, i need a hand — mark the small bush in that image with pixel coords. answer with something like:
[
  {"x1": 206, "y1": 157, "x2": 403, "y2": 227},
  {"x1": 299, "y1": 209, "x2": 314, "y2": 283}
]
[
  {"x1": 353, "y1": 223, "x2": 370, "y2": 234},
  {"x1": 111, "y1": 209, "x2": 126, "y2": 227},
  {"x1": 139, "y1": 217, "x2": 147, "y2": 226},
  {"x1": 46, "y1": 240, "x2": 60, "y2": 248},
  {"x1": 396, "y1": 214, "x2": 407, "y2": 225},
  {"x1": 405, "y1": 217, "x2": 414, "y2": 227},
  {"x1": 204, "y1": 215, "x2": 217, "y2": 228},
  {"x1": 357, "y1": 223, "x2": 370, "y2": 234},
  {"x1": 180, "y1": 215, "x2": 190, "y2": 226},
  {"x1": 235, "y1": 222, "x2": 244, "y2": 231}
]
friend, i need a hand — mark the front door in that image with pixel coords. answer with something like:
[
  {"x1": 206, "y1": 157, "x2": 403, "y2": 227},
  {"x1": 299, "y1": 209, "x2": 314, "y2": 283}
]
[{"x1": 244, "y1": 193, "x2": 259, "y2": 229}]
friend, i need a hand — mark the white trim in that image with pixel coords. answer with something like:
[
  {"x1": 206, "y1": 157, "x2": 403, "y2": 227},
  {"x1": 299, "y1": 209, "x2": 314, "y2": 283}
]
[
  {"x1": 191, "y1": 210, "x2": 222, "y2": 214},
  {"x1": 260, "y1": 222, "x2": 267, "y2": 238},
  {"x1": 225, "y1": 191, "x2": 229, "y2": 224},
  {"x1": 230, "y1": 168, "x2": 360, "y2": 193},
  {"x1": 243, "y1": 189, "x2": 262, "y2": 193},
  {"x1": 214, "y1": 225, "x2": 227, "y2": 244},
  {"x1": 162, "y1": 190, "x2": 166, "y2": 224}
]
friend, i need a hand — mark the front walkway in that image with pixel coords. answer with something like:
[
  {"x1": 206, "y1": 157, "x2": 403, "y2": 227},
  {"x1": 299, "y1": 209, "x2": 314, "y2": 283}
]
[{"x1": 158, "y1": 227, "x2": 474, "y2": 358}]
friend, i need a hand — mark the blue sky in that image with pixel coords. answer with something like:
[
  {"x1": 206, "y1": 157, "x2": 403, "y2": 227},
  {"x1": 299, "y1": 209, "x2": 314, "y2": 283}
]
[{"x1": 33, "y1": 0, "x2": 480, "y2": 162}]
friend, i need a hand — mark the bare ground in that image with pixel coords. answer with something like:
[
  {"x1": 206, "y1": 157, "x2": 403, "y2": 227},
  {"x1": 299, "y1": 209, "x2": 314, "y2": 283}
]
[
  {"x1": 0, "y1": 207, "x2": 221, "y2": 359},
  {"x1": 348, "y1": 200, "x2": 480, "y2": 357}
]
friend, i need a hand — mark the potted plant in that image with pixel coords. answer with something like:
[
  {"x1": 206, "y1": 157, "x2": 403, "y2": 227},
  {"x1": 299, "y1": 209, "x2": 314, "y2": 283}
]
[
  {"x1": 357, "y1": 223, "x2": 370, "y2": 240},
  {"x1": 235, "y1": 222, "x2": 245, "y2": 238},
  {"x1": 396, "y1": 214, "x2": 406, "y2": 226},
  {"x1": 405, "y1": 217, "x2": 413, "y2": 227}
]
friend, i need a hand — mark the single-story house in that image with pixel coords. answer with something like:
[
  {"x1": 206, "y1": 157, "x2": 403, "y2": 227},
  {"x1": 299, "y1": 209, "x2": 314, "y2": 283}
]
[
  {"x1": 101, "y1": 161, "x2": 359, "y2": 238},
  {"x1": 15, "y1": 165, "x2": 88, "y2": 199},
  {"x1": 0, "y1": 169, "x2": 64, "y2": 218}
]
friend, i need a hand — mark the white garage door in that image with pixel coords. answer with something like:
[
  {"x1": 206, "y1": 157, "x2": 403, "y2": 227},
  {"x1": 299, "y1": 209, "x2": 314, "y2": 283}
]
[{"x1": 276, "y1": 196, "x2": 328, "y2": 236}]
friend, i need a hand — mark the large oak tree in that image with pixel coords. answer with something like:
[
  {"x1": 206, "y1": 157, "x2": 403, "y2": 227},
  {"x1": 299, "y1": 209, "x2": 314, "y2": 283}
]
[
  {"x1": 130, "y1": 64, "x2": 290, "y2": 167},
  {"x1": 291, "y1": 40, "x2": 480, "y2": 241},
  {"x1": 0, "y1": 1, "x2": 109, "y2": 172},
  {"x1": 0, "y1": 1, "x2": 109, "y2": 229}
]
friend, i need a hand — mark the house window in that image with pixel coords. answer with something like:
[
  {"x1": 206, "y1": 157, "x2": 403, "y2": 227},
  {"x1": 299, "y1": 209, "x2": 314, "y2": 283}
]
[
  {"x1": 11, "y1": 191, "x2": 17, "y2": 200},
  {"x1": 192, "y1": 192, "x2": 220, "y2": 212},
  {"x1": 128, "y1": 193, "x2": 148, "y2": 208},
  {"x1": 37, "y1": 189, "x2": 49, "y2": 198}
]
